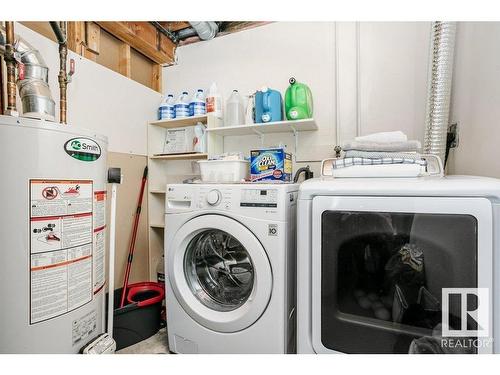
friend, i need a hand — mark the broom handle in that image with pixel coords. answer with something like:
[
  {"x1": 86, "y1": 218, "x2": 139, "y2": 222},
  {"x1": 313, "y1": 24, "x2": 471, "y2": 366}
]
[{"x1": 119, "y1": 166, "x2": 148, "y2": 308}]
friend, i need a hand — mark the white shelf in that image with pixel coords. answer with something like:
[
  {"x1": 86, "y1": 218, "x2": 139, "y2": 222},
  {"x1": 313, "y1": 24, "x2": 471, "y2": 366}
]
[
  {"x1": 149, "y1": 115, "x2": 207, "y2": 129},
  {"x1": 206, "y1": 118, "x2": 317, "y2": 137},
  {"x1": 149, "y1": 189, "x2": 166, "y2": 194},
  {"x1": 150, "y1": 153, "x2": 208, "y2": 161},
  {"x1": 150, "y1": 223, "x2": 165, "y2": 229},
  {"x1": 145, "y1": 114, "x2": 221, "y2": 281}
]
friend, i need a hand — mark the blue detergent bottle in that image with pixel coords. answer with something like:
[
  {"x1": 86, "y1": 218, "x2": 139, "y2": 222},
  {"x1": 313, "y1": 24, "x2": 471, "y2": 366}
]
[{"x1": 254, "y1": 87, "x2": 283, "y2": 123}]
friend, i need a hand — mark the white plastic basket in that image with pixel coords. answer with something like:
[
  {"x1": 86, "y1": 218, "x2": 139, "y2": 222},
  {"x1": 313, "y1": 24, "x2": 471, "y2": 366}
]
[{"x1": 198, "y1": 160, "x2": 250, "y2": 182}]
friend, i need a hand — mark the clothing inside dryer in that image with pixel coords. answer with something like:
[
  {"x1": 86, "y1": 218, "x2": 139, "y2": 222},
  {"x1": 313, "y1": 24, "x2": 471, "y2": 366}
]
[
  {"x1": 184, "y1": 229, "x2": 254, "y2": 312},
  {"x1": 320, "y1": 211, "x2": 478, "y2": 354}
]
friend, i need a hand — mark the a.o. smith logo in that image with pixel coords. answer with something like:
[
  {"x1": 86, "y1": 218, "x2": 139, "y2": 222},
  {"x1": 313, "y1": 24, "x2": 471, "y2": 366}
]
[{"x1": 64, "y1": 137, "x2": 101, "y2": 162}]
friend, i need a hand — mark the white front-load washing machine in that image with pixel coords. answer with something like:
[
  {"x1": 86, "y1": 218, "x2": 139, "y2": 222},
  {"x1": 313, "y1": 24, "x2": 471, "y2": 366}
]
[{"x1": 164, "y1": 183, "x2": 298, "y2": 353}]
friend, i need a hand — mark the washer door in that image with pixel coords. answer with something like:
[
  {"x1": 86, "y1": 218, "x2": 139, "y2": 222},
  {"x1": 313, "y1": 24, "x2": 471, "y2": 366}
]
[{"x1": 168, "y1": 215, "x2": 273, "y2": 333}]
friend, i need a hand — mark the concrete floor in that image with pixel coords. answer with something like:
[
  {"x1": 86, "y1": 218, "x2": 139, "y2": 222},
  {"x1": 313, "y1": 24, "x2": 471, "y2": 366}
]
[{"x1": 116, "y1": 328, "x2": 169, "y2": 354}]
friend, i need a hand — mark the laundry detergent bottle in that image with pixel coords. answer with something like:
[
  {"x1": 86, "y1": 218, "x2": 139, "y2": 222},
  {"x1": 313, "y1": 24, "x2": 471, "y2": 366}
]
[
  {"x1": 225, "y1": 90, "x2": 244, "y2": 126},
  {"x1": 175, "y1": 91, "x2": 191, "y2": 118},
  {"x1": 284, "y1": 77, "x2": 313, "y2": 120},
  {"x1": 254, "y1": 87, "x2": 283, "y2": 123},
  {"x1": 206, "y1": 82, "x2": 223, "y2": 118},
  {"x1": 190, "y1": 89, "x2": 206, "y2": 116},
  {"x1": 158, "y1": 94, "x2": 175, "y2": 120}
]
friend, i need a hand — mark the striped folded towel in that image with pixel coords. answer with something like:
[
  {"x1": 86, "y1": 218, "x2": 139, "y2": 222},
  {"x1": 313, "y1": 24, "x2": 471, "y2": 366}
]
[
  {"x1": 342, "y1": 140, "x2": 421, "y2": 152},
  {"x1": 332, "y1": 157, "x2": 427, "y2": 169},
  {"x1": 344, "y1": 150, "x2": 423, "y2": 160}
]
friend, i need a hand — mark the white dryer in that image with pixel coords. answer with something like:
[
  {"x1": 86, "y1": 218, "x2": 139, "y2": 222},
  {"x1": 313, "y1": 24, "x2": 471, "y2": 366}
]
[
  {"x1": 165, "y1": 183, "x2": 298, "y2": 353},
  {"x1": 297, "y1": 176, "x2": 500, "y2": 354}
]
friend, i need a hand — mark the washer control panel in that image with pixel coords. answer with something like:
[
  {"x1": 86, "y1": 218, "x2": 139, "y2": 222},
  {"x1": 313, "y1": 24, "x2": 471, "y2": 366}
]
[
  {"x1": 240, "y1": 189, "x2": 278, "y2": 208},
  {"x1": 167, "y1": 184, "x2": 296, "y2": 219},
  {"x1": 197, "y1": 188, "x2": 233, "y2": 210},
  {"x1": 206, "y1": 189, "x2": 222, "y2": 206}
]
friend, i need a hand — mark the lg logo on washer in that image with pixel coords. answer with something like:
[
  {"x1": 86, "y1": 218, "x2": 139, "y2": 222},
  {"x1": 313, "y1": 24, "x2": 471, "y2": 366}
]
[{"x1": 64, "y1": 137, "x2": 101, "y2": 162}]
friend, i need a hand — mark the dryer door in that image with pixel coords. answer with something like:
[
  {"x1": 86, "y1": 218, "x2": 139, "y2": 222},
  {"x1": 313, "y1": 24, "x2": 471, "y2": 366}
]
[
  {"x1": 310, "y1": 196, "x2": 493, "y2": 354},
  {"x1": 168, "y1": 214, "x2": 273, "y2": 333}
]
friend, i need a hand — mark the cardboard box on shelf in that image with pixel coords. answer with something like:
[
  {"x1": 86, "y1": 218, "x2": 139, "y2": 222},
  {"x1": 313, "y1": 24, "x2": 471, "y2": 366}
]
[{"x1": 250, "y1": 148, "x2": 292, "y2": 182}]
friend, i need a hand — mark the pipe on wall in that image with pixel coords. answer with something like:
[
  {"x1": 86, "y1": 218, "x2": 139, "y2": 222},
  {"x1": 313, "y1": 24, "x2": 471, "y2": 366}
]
[
  {"x1": 0, "y1": 45, "x2": 4, "y2": 115},
  {"x1": 423, "y1": 21, "x2": 457, "y2": 164},
  {"x1": 50, "y1": 21, "x2": 68, "y2": 124},
  {"x1": 175, "y1": 27, "x2": 198, "y2": 41},
  {"x1": 188, "y1": 22, "x2": 219, "y2": 41},
  {"x1": 150, "y1": 22, "x2": 178, "y2": 44},
  {"x1": 4, "y1": 22, "x2": 17, "y2": 115},
  {"x1": 0, "y1": 24, "x2": 56, "y2": 120},
  {"x1": 49, "y1": 21, "x2": 66, "y2": 44}
]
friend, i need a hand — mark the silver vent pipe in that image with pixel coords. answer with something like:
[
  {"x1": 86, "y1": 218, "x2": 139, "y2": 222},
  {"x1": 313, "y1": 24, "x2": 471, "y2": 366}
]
[
  {"x1": 0, "y1": 25, "x2": 56, "y2": 121},
  {"x1": 423, "y1": 21, "x2": 457, "y2": 165},
  {"x1": 188, "y1": 22, "x2": 219, "y2": 41}
]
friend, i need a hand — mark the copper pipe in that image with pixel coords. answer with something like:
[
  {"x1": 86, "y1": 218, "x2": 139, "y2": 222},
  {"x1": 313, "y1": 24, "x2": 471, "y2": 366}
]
[
  {"x1": 49, "y1": 21, "x2": 67, "y2": 123},
  {"x1": 4, "y1": 21, "x2": 16, "y2": 114},
  {"x1": 51, "y1": 21, "x2": 68, "y2": 124},
  {"x1": 0, "y1": 55, "x2": 4, "y2": 114},
  {"x1": 1, "y1": 25, "x2": 55, "y2": 120}
]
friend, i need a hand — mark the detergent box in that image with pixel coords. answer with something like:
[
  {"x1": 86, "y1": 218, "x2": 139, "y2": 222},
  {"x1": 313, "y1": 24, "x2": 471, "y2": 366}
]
[{"x1": 250, "y1": 148, "x2": 292, "y2": 182}]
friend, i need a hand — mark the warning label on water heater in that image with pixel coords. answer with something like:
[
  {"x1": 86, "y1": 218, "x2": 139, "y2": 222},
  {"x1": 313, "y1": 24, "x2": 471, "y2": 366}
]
[
  {"x1": 93, "y1": 191, "x2": 106, "y2": 294},
  {"x1": 29, "y1": 179, "x2": 94, "y2": 324}
]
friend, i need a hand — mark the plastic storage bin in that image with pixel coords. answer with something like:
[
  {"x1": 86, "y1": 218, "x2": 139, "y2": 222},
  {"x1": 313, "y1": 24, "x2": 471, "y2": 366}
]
[{"x1": 198, "y1": 160, "x2": 249, "y2": 182}]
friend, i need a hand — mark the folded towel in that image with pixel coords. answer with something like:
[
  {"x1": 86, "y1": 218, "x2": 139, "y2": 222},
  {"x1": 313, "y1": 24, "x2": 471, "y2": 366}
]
[
  {"x1": 355, "y1": 131, "x2": 407, "y2": 143},
  {"x1": 332, "y1": 157, "x2": 427, "y2": 169},
  {"x1": 342, "y1": 140, "x2": 421, "y2": 152},
  {"x1": 331, "y1": 163, "x2": 424, "y2": 178},
  {"x1": 344, "y1": 150, "x2": 423, "y2": 160}
]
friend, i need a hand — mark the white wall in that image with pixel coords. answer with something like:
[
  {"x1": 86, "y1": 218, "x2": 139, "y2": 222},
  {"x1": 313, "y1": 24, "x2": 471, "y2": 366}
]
[
  {"x1": 15, "y1": 23, "x2": 161, "y2": 155},
  {"x1": 163, "y1": 22, "x2": 431, "y2": 173},
  {"x1": 449, "y1": 22, "x2": 500, "y2": 178},
  {"x1": 17, "y1": 21, "x2": 494, "y2": 178},
  {"x1": 165, "y1": 22, "x2": 336, "y2": 165},
  {"x1": 357, "y1": 22, "x2": 429, "y2": 141}
]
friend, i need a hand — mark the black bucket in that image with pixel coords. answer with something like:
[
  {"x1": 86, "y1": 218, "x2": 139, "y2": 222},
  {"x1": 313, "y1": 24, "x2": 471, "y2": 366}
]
[{"x1": 107, "y1": 282, "x2": 165, "y2": 351}]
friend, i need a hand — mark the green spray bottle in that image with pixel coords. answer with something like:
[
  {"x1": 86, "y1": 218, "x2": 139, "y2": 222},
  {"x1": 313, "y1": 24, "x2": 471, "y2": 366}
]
[{"x1": 284, "y1": 77, "x2": 313, "y2": 120}]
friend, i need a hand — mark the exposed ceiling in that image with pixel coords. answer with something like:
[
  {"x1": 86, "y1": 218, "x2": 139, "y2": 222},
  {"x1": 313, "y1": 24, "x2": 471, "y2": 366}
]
[{"x1": 155, "y1": 21, "x2": 269, "y2": 46}]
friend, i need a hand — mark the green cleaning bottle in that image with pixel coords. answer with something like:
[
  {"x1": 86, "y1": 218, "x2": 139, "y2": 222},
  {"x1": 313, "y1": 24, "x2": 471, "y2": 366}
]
[{"x1": 284, "y1": 77, "x2": 313, "y2": 120}]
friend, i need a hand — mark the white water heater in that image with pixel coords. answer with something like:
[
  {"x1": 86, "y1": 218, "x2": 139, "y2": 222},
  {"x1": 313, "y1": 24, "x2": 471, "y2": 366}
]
[{"x1": 0, "y1": 115, "x2": 108, "y2": 353}]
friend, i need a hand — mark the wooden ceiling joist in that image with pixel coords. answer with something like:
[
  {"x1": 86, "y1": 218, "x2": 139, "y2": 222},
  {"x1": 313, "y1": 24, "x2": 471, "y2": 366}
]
[
  {"x1": 158, "y1": 21, "x2": 190, "y2": 32},
  {"x1": 96, "y1": 21, "x2": 175, "y2": 65},
  {"x1": 67, "y1": 22, "x2": 99, "y2": 61}
]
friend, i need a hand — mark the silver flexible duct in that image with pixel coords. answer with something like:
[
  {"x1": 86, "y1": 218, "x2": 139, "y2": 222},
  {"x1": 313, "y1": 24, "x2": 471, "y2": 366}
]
[
  {"x1": 423, "y1": 21, "x2": 456, "y2": 164},
  {"x1": 0, "y1": 27, "x2": 56, "y2": 121},
  {"x1": 188, "y1": 22, "x2": 219, "y2": 40}
]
